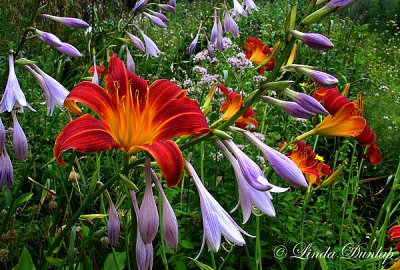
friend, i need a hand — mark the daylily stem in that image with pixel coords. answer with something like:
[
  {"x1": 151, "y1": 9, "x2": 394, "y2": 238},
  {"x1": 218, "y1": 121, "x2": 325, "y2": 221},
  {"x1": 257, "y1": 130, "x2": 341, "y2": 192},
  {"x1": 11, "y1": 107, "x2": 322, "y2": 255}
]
[{"x1": 294, "y1": 129, "x2": 316, "y2": 142}]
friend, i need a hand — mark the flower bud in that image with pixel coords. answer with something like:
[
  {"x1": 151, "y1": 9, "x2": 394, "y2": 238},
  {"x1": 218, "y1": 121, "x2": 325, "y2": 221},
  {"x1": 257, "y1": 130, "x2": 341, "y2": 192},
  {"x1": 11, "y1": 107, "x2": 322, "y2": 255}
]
[
  {"x1": 40, "y1": 14, "x2": 89, "y2": 29},
  {"x1": 56, "y1": 42, "x2": 83, "y2": 57},
  {"x1": 262, "y1": 96, "x2": 315, "y2": 119},
  {"x1": 12, "y1": 112, "x2": 28, "y2": 162},
  {"x1": 282, "y1": 88, "x2": 328, "y2": 115},
  {"x1": 35, "y1": 29, "x2": 62, "y2": 47},
  {"x1": 290, "y1": 30, "x2": 334, "y2": 50}
]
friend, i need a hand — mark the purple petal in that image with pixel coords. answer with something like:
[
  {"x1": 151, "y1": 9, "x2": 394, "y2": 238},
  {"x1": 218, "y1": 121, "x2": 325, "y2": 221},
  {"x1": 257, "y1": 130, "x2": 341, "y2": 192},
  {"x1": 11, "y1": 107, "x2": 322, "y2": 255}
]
[
  {"x1": 282, "y1": 88, "x2": 328, "y2": 115},
  {"x1": 56, "y1": 42, "x2": 83, "y2": 57},
  {"x1": 262, "y1": 96, "x2": 315, "y2": 119},
  {"x1": 224, "y1": 6, "x2": 239, "y2": 37},
  {"x1": 231, "y1": 0, "x2": 247, "y2": 18},
  {"x1": 125, "y1": 31, "x2": 145, "y2": 52},
  {"x1": 132, "y1": 0, "x2": 150, "y2": 13},
  {"x1": 12, "y1": 112, "x2": 28, "y2": 162},
  {"x1": 40, "y1": 14, "x2": 89, "y2": 29},
  {"x1": 126, "y1": 45, "x2": 136, "y2": 74},
  {"x1": 189, "y1": 24, "x2": 202, "y2": 54},
  {"x1": 310, "y1": 70, "x2": 339, "y2": 88},
  {"x1": 0, "y1": 118, "x2": 5, "y2": 152},
  {"x1": 158, "y1": 4, "x2": 175, "y2": 13},
  {"x1": 106, "y1": 193, "x2": 120, "y2": 247},
  {"x1": 143, "y1": 12, "x2": 167, "y2": 28},
  {"x1": 139, "y1": 30, "x2": 161, "y2": 58},
  {"x1": 0, "y1": 150, "x2": 14, "y2": 190},
  {"x1": 35, "y1": 30, "x2": 62, "y2": 47}
]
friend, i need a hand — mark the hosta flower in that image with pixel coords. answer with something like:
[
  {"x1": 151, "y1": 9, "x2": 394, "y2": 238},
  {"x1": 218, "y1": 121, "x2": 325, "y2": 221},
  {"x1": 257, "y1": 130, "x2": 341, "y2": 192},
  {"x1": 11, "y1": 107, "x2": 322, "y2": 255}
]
[
  {"x1": 290, "y1": 30, "x2": 334, "y2": 51},
  {"x1": 210, "y1": 9, "x2": 223, "y2": 51},
  {"x1": 102, "y1": 189, "x2": 120, "y2": 247},
  {"x1": 92, "y1": 55, "x2": 99, "y2": 85},
  {"x1": 138, "y1": 29, "x2": 161, "y2": 58},
  {"x1": 126, "y1": 45, "x2": 135, "y2": 73},
  {"x1": 231, "y1": 0, "x2": 247, "y2": 18},
  {"x1": 218, "y1": 84, "x2": 258, "y2": 129},
  {"x1": 0, "y1": 54, "x2": 32, "y2": 113},
  {"x1": 54, "y1": 55, "x2": 209, "y2": 187},
  {"x1": 292, "y1": 65, "x2": 338, "y2": 88},
  {"x1": 146, "y1": 10, "x2": 169, "y2": 22},
  {"x1": 158, "y1": 4, "x2": 175, "y2": 13},
  {"x1": 25, "y1": 64, "x2": 69, "y2": 115},
  {"x1": 35, "y1": 29, "x2": 62, "y2": 47},
  {"x1": 224, "y1": 5, "x2": 239, "y2": 37},
  {"x1": 0, "y1": 118, "x2": 5, "y2": 152},
  {"x1": 132, "y1": 0, "x2": 149, "y2": 13},
  {"x1": 12, "y1": 112, "x2": 28, "y2": 162},
  {"x1": 0, "y1": 150, "x2": 13, "y2": 190},
  {"x1": 188, "y1": 23, "x2": 202, "y2": 54},
  {"x1": 243, "y1": 0, "x2": 258, "y2": 12},
  {"x1": 143, "y1": 12, "x2": 167, "y2": 28},
  {"x1": 186, "y1": 161, "x2": 249, "y2": 258},
  {"x1": 262, "y1": 96, "x2": 315, "y2": 119},
  {"x1": 125, "y1": 31, "x2": 145, "y2": 52},
  {"x1": 282, "y1": 88, "x2": 328, "y2": 115},
  {"x1": 215, "y1": 140, "x2": 276, "y2": 223},
  {"x1": 40, "y1": 14, "x2": 89, "y2": 29},
  {"x1": 55, "y1": 42, "x2": 83, "y2": 57},
  {"x1": 243, "y1": 37, "x2": 275, "y2": 74}
]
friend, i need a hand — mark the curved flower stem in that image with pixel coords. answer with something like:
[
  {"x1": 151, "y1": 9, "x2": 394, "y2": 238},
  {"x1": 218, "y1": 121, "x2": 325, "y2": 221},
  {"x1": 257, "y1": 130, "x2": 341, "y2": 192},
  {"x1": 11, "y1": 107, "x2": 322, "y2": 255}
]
[{"x1": 255, "y1": 215, "x2": 262, "y2": 270}]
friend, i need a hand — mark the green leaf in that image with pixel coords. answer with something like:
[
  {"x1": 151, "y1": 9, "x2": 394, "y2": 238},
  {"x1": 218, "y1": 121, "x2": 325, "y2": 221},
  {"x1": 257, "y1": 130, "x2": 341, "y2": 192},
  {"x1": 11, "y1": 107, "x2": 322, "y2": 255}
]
[
  {"x1": 45, "y1": 256, "x2": 66, "y2": 267},
  {"x1": 189, "y1": 258, "x2": 213, "y2": 270},
  {"x1": 102, "y1": 251, "x2": 126, "y2": 270},
  {"x1": 11, "y1": 193, "x2": 33, "y2": 213},
  {"x1": 180, "y1": 240, "x2": 194, "y2": 249},
  {"x1": 312, "y1": 246, "x2": 328, "y2": 270},
  {"x1": 15, "y1": 247, "x2": 36, "y2": 270}
]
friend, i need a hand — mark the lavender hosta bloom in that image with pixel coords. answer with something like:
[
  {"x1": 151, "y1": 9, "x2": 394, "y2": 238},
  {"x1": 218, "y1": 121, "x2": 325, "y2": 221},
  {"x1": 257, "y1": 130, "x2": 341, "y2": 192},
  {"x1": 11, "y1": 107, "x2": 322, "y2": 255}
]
[
  {"x1": 242, "y1": 131, "x2": 309, "y2": 188},
  {"x1": 40, "y1": 14, "x2": 89, "y2": 29},
  {"x1": 189, "y1": 24, "x2": 202, "y2": 54},
  {"x1": 158, "y1": 4, "x2": 175, "y2": 13},
  {"x1": 138, "y1": 29, "x2": 161, "y2": 58},
  {"x1": 143, "y1": 12, "x2": 167, "y2": 28},
  {"x1": 126, "y1": 45, "x2": 136, "y2": 74},
  {"x1": 130, "y1": 191, "x2": 153, "y2": 270},
  {"x1": 151, "y1": 170, "x2": 178, "y2": 250},
  {"x1": 125, "y1": 31, "x2": 145, "y2": 52},
  {"x1": 55, "y1": 42, "x2": 83, "y2": 57},
  {"x1": 105, "y1": 191, "x2": 120, "y2": 247},
  {"x1": 132, "y1": 0, "x2": 149, "y2": 13},
  {"x1": 92, "y1": 55, "x2": 99, "y2": 85},
  {"x1": 290, "y1": 30, "x2": 334, "y2": 51},
  {"x1": 224, "y1": 5, "x2": 239, "y2": 37},
  {"x1": 214, "y1": 141, "x2": 275, "y2": 223},
  {"x1": 293, "y1": 65, "x2": 339, "y2": 88},
  {"x1": 168, "y1": 0, "x2": 176, "y2": 8},
  {"x1": 186, "y1": 161, "x2": 249, "y2": 258},
  {"x1": 35, "y1": 29, "x2": 62, "y2": 47},
  {"x1": 147, "y1": 10, "x2": 169, "y2": 22},
  {"x1": 210, "y1": 9, "x2": 223, "y2": 51},
  {"x1": 243, "y1": 0, "x2": 259, "y2": 12},
  {"x1": 0, "y1": 150, "x2": 13, "y2": 190},
  {"x1": 282, "y1": 88, "x2": 328, "y2": 115},
  {"x1": 138, "y1": 158, "x2": 159, "y2": 244},
  {"x1": 28, "y1": 64, "x2": 69, "y2": 115},
  {"x1": 12, "y1": 112, "x2": 28, "y2": 162},
  {"x1": 262, "y1": 96, "x2": 315, "y2": 119},
  {"x1": 0, "y1": 54, "x2": 34, "y2": 113},
  {"x1": 0, "y1": 118, "x2": 5, "y2": 152},
  {"x1": 231, "y1": 0, "x2": 247, "y2": 18}
]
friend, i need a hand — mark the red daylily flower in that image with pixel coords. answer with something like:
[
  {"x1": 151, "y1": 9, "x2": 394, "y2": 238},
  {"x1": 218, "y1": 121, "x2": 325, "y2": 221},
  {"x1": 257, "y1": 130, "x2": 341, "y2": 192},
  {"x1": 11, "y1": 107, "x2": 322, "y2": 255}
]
[
  {"x1": 54, "y1": 54, "x2": 210, "y2": 186},
  {"x1": 388, "y1": 225, "x2": 400, "y2": 253},
  {"x1": 313, "y1": 86, "x2": 382, "y2": 165},
  {"x1": 243, "y1": 37, "x2": 275, "y2": 74},
  {"x1": 218, "y1": 84, "x2": 258, "y2": 129}
]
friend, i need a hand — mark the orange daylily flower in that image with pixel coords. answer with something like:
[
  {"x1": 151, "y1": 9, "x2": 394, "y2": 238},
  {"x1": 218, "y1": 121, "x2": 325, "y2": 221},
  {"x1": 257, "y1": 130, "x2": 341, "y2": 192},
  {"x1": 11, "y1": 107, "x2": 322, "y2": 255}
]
[
  {"x1": 54, "y1": 54, "x2": 210, "y2": 186},
  {"x1": 218, "y1": 84, "x2": 258, "y2": 129},
  {"x1": 243, "y1": 37, "x2": 275, "y2": 74},
  {"x1": 388, "y1": 260, "x2": 400, "y2": 270}
]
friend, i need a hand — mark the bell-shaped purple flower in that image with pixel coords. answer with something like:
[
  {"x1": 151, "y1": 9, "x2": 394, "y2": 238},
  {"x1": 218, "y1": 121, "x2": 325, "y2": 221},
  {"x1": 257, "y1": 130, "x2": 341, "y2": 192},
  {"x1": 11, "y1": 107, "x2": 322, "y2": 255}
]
[
  {"x1": 210, "y1": 9, "x2": 223, "y2": 51},
  {"x1": 147, "y1": 9, "x2": 169, "y2": 22},
  {"x1": 207, "y1": 42, "x2": 214, "y2": 59},
  {"x1": 105, "y1": 191, "x2": 120, "y2": 247},
  {"x1": 138, "y1": 29, "x2": 161, "y2": 58},
  {"x1": 243, "y1": 0, "x2": 258, "y2": 12},
  {"x1": 214, "y1": 141, "x2": 275, "y2": 224},
  {"x1": 291, "y1": 30, "x2": 334, "y2": 51},
  {"x1": 224, "y1": 5, "x2": 239, "y2": 37},
  {"x1": 231, "y1": 0, "x2": 247, "y2": 18},
  {"x1": 40, "y1": 14, "x2": 89, "y2": 29},
  {"x1": 125, "y1": 31, "x2": 145, "y2": 52},
  {"x1": 27, "y1": 64, "x2": 69, "y2": 115},
  {"x1": 293, "y1": 65, "x2": 339, "y2": 88},
  {"x1": 158, "y1": 4, "x2": 175, "y2": 13},
  {"x1": 132, "y1": 0, "x2": 150, "y2": 13},
  {"x1": 0, "y1": 118, "x2": 5, "y2": 152},
  {"x1": 138, "y1": 157, "x2": 159, "y2": 244},
  {"x1": 242, "y1": 131, "x2": 308, "y2": 188},
  {"x1": 0, "y1": 150, "x2": 13, "y2": 190},
  {"x1": 189, "y1": 23, "x2": 202, "y2": 54},
  {"x1": 55, "y1": 42, "x2": 83, "y2": 57},
  {"x1": 0, "y1": 54, "x2": 32, "y2": 113},
  {"x1": 126, "y1": 45, "x2": 136, "y2": 74},
  {"x1": 130, "y1": 191, "x2": 154, "y2": 270},
  {"x1": 35, "y1": 29, "x2": 62, "y2": 47},
  {"x1": 186, "y1": 161, "x2": 250, "y2": 259},
  {"x1": 282, "y1": 88, "x2": 328, "y2": 115},
  {"x1": 262, "y1": 96, "x2": 315, "y2": 119},
  {"x1": 223, "y1": 139, "x2": 272, "y2": 191},
  {"x1": 151, "y1": 170, "x2": 178, "y2": 250},
  {"x1": 12, "y1": 112, "x2": 28, "y2": 162},
  {"x1": 168, "y1": 0, "x2": 176, "y2": 8},
  {"x1": 143, "y1": 12, "x2": 167, "y2": 28}
]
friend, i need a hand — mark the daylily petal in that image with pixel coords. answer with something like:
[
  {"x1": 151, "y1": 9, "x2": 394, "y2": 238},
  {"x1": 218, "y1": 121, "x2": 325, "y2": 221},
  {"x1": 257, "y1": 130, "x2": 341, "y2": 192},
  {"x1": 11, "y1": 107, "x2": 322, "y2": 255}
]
[
  {"x1": 54, "y1": 114, "x2": 120, "y2": 164},
  {"x1": 138, "y1": 140, "x2": 183, "y2": 187}
]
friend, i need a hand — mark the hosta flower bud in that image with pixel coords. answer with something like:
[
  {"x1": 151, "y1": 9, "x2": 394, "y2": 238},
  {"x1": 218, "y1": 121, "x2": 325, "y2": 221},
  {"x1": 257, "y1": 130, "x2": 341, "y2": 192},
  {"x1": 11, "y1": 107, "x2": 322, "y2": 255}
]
[
  {"x1": 35, "y1": 29, "x2": 62, "y2": 47},
  {"x1": 282, "y1": 88, "x2": 328, "y2": 115},
  {"x1": 12, "y1": 112, "x2": 28, "y2": 162},
  {"x1": 262, "y1": 96, "x2": 315, "y2": 119},
  {"x1": 290, "y1": 30, "x2": 334, "y2": 50},
  {"x1": 56, "y1": 42, "x2": 83, "y2": 57},
  {"x1": 40, "y1": 14, "x2": 89, "y2": 29}
]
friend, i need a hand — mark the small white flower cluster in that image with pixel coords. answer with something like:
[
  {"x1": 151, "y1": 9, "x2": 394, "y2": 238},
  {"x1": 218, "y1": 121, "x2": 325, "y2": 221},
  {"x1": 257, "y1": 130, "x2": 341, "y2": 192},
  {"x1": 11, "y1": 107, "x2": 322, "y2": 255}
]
[
  {"x1": 253, "y1": 75, "x2": 268, "y2": 84},
  {"x1": 226, "y1": 52, "x2": 253, "y2": 69}
]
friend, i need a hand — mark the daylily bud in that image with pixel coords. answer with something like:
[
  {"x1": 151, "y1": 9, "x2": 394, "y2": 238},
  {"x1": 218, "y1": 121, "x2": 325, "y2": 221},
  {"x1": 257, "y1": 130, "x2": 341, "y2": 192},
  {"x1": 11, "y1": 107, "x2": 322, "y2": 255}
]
[
  {"x1": 138, "y1": 158, "x2": 159, "y2": 243},
  {"x1": 302, "y1": 0, "x2": 354, "y2": 25},
  {"x1": 0, "y1": 118, "x2": 5, "y2": 152},
  {"x1": 35, "y1": 29, "x2": 62, "y2": 47},
  {"x1": 56, "y1": 42, "x2": 83, "y2": 57},
  {"x1": 292, "y1": 65, "x2": 338, "y2": 88},
  {"x1": 320, "y1": 165, "x2": 344, "y2": 187},
  {"x1": 212, "y1": 129, "x2": 232, "y2": 139},
  {"x1": 40, "y1": 14, "x2": 89, "y2": 29},
  {"x1": 290, "y1": 30, "x2": 334, "y2": 50},
  {"x1": 125, "y1": 31, "x2": 145, "y2": 52},
  {"x1": 143, "y1": 12, "x2": 167, "y2": 28},
  {"x1": 262, "y1": 96, "x2": 315, "y2": 119},
  {"x1": 261, "y1": 81, "x2": 294, "y2": 92},
  {"x1": 158, "y1": 4, "x2": 175, "y2": 13},
  {"x1": 12, "y1": 112, "x2": 28, "y2": 162},
  {"x1": 242, "y1": 131, "x2": 308, "y2": 188},
  {"x1": 282, "y1": 88, "x2": 328, "y2": 115},
  {"x1": 14, "y1": 58, "x2": 37, "y2": 65},
  {"x1": 0, "y1": 150, "x2": 13, "y2": 190},
  {"x1": 126, "y1": 45, "x2": 136, "y2": 74}
]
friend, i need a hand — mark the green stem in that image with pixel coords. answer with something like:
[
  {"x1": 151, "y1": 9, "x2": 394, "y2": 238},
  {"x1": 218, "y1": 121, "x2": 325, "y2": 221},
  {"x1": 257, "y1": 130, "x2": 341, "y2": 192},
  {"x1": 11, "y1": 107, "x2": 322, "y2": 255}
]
[
  {"x1": 255, "y1": 215, "x2": 262, "y2": 270},
  {"x1": 112, "y1": 247, "x2": 119, "y2": 268},
  {"x1": 210, "y1": 251, "x2": 217, "y2": 270},
  {"x1": 300, "y1": 190, "x2": 311, "y2": 270}
]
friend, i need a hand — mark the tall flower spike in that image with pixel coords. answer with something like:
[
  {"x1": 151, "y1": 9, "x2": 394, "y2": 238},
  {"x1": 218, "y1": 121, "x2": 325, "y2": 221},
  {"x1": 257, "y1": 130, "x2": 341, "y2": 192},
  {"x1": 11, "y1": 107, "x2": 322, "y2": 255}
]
[
  {"x1": 29, "y1": 64, "x2": 69, "y2": 115},
  {"x1": 0, "y1": 150, "x2": 13, "y2": 190},
  {"x1": 186, "y1": 161, "x2": 249, "y2": 259},
  {"x1": 231, "y1": 0, "x2": 247, "y2": 18},
  {"x1": 224, "y1": 5, "x2": 239, "y2": 37},
  {"x1": 54, "y1": 55, "x2": 210, "y2": 186},
  {"x1": 210, "y1": 9, "x2": 223, "y2": 51},
  {"x1": 282, "y1": 88, "x2": 328, "y2": 115},
  {"x1": 130, "y1": 191, "x2": 153, "y2": 270},
  {"x1": 125, "y1": 31, "x2": 146, "y2": 52},
  {"x1": 40, "y1": 14, "x2": 89, "y2": 29},
  {"x1": 35, "y1": 29, "x2": 62, "y2": 47},
  {"x1": 55, "y1": 42, "x2": 83, "y2": 57},
  {"x1": 138, "y1": 28, "x2": 161, "y2": 58},
  {"x1": 214, "y1": 140, "x2": 276, "y2": 224},
  {"x1": 262, "y1": 96, "x2": 315, "y2": 119},
  {"x1": 290, "y1": 30, "x2": 334, "y2": 51},
  {"x1": 103, "y1": 189, "x2": 120, "y2": 247},
  {"x1": 241, "y1": 130, "x2": 308, "y2": 188},
  {"x1": 0, "y1": 54, "x2": 33, "y2": 113},
  {"x1": 138, "y1": 157, "x2": 159, "y2": 244},
  {"x1": 151, "y1": 170, "x2": 178, "y2": 250},
  {"x1": 126, "y1": 45, "x2": 136, "y2": 74},
  {"x1": 12, "y1": 112, "x2": 28, "y2": 162},
  {"x1": 189, "y1": 23, "x2": 202, "y2": 54}
]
